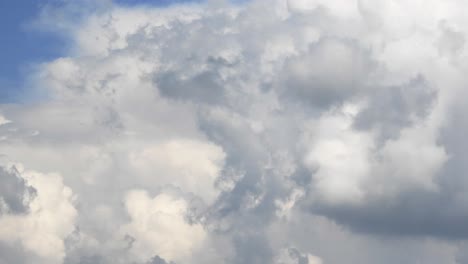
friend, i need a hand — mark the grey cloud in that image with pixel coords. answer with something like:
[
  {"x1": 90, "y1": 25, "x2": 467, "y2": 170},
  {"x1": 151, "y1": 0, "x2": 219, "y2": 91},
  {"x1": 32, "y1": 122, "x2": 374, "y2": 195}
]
[
  {"x1": 438, "y1": 99, "x2": 468, "y2": 194},
  {"x1": 0, "y1": 166, "x2": 36, "y2": 214},
  {"x1": 156, "y1": 70, "x2": 225, "y2": 104},
  {"x1": 281, "y1": 37, "x2": 375, "y2": 109},
  {"x1": 147, "y1": 255, "x2": 175, "y2": 264},
  {"x1": 278, "y1": 247, "x2": 310, "y2": 264},
  {"x1": 437, "y1": 22, "x2": 465, "y2": 58},
  {"x1": 354, "y1": 75, "x2": 437, "y2": 140},
  {"x1": 311, "y1": 189, "x2": 468, "y2": 239},
  {"x1": 73, "y1": 255, "x2": 105, "y2": 264},
  {"x1": 0, "y1": 242, "x2": 29, "y2": 264},
  {"x1": 308, "y1": 75, "x2": 465, "y2": 240},
  {"x1": 199, "y1": 114, "x2": 272, "y2": 224},
  {"x1": 231, "y1": 231, "x2": 273, "y2": 264}
]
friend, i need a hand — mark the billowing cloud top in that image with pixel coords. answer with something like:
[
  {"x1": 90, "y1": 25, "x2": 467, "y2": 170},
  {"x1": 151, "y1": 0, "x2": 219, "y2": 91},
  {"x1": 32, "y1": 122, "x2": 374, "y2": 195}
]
[{"x1": 2, "y1": 0, "x2": 468, "y2": 263}]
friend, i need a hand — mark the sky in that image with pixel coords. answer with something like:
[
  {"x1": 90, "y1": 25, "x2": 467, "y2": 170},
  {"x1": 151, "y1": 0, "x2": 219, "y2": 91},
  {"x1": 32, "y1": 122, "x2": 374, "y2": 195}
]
[
  {"x1": 0, "y1": 0, "x2": 200, "y2": 102},
  {"x1": 0, "y1": 1, "x2": 63, "y2": 102},
  {"x1": 2, "y1": 0, "x2": 468, "y2": 264}
]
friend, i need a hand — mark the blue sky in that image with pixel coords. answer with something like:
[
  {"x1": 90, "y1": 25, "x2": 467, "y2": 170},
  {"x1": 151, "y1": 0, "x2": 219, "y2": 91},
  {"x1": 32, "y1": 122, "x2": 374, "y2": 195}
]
[
  {"x1": 0, "y1": 0, "x2": 204, "y2": 103},
  {"x1": 0, "y1": 1, "x2": 64, "y2": 102}
]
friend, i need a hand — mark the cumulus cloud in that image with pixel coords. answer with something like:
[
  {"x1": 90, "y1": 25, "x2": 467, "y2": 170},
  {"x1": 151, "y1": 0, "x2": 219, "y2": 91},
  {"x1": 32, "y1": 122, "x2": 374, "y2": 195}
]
[
  {"x1": 0, "y1": 164, "x2": 76, "y2": 264},
  {"x1": 3, "y1": 0, "x2": 468, "y2": 263},
  {"x1": 121, "y1": 190, "x2": 207, "y2": 263}
]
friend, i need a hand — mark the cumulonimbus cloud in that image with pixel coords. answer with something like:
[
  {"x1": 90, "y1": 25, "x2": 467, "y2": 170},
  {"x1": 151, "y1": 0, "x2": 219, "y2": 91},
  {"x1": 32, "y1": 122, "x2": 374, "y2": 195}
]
[{"x1": 2, "y1": 0, "x2": 468, "y2": 263}]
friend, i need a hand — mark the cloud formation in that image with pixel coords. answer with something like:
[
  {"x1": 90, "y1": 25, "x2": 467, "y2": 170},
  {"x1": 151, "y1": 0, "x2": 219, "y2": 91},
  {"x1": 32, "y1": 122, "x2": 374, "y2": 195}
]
[{"x1": 2, "y1": 0, "x2": 468, "y2": 263}]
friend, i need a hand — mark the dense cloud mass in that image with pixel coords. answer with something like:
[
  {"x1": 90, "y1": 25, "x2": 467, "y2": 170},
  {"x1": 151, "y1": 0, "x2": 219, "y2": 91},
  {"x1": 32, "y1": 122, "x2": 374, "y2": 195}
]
[{"x1": 3, "y1": 0, "x2": 468, "y2": 263}]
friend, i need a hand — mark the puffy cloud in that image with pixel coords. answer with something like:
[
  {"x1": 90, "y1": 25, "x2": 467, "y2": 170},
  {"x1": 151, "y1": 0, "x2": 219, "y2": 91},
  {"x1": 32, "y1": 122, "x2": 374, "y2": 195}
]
[
  {"x1": 0, "y1": 164, "x2": 77, "y2": 264},
  {"x1": 121, "y1": 190, "x2": 207, "y2": 263},
  {"x1": 303, "y1": 107, "x2": 374, "y2": 204},
  {"x1": 3, "y1": 0, "x2": 468, "y2": 263},
  {"x1": 129, "y1": 139, "x2": 225, "y2": 203}
]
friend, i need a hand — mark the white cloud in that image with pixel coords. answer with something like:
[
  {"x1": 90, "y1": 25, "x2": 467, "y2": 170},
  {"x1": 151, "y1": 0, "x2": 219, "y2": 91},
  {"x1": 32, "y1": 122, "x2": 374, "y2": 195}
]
[
  {"x1": 304, "y1": 107, "x2": 373, "y2": 204},
  {"x1": 0, "y1": 164, "x2": 76, "y2": 264},
  {"x1": 0, "y1": 115, "x2": 10, "y2": 126},
  {"x1": 129, "y1": 139, "x2": 225, "y2": 203},
  {"x1": 121, "y1": 190, "x2": 207, "y2": 263}
]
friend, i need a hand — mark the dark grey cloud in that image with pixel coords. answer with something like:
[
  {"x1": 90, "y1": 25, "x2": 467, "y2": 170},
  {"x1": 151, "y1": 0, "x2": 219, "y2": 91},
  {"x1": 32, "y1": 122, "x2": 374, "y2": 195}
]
[{"x1": 311, "y1": 189, "x2": 468, "y2": 239}]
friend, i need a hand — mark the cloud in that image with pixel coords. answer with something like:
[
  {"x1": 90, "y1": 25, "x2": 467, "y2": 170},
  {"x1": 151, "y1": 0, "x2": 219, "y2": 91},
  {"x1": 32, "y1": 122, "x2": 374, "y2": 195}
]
[
  {"x1": 0, "y1": 164, "x2": 76, "y2": 264},
  {"x1": 146, "y1": 255, "x2": 175, "y2": 264},
  {"x1": 2, "y1": 0, "x2": 468, "y2": 263},
  {"x1": 0, "y1": 115, "x2": 10, "y2": 126},
  {"x1": 121, "y1": 190, "x2": 207, "y2": 263},
  {"x1": 281, "y1": 37, "x2": 374, "y2": 108},
  {"x1": 129, "y1": 139, "x2": 225, "y2": 203},
  {"x1": 354, "y1": 76, "x2": 437, "y2": 140},
  {"x1": 0, "y1": 165, "x2": 36, "y2": 214},
  {"x1": 275, "y1": 247, "x2": 322, "y2": 264}
]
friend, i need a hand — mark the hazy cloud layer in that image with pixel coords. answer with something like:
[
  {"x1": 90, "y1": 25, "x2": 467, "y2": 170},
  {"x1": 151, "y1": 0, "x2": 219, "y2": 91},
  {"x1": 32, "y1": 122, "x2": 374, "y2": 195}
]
[{"x1": 2, "y1": 0, "x2": 468, "y2": 263}]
